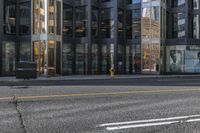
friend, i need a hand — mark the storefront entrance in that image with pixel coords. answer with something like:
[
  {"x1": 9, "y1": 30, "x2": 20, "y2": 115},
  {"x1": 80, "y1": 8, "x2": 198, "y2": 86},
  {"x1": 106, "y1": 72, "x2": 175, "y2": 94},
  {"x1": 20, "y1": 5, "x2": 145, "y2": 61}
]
[
  {"x1": 33, "y1": 41, "x2": 61, "y2": 76},
  {"x1": 33, "y1": 41, "x2": 45, "y2": 75}
]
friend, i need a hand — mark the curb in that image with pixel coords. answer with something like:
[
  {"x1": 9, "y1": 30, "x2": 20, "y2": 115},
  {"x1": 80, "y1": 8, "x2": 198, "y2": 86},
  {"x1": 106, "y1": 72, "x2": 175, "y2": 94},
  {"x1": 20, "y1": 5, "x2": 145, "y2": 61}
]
[{"x1": 0, "y1": 75, "x2": 199, "y2": 82}]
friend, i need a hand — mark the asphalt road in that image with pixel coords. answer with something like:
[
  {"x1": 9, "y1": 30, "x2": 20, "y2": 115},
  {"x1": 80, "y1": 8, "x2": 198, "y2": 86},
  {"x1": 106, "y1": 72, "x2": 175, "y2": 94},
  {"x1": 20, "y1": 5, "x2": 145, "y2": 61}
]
[
  {"x1": 0, "y1": 76, "x2": 200, "y2": 86},
  {"x1": 0, "y1": 84, "x2": 200, "y2": 133}
]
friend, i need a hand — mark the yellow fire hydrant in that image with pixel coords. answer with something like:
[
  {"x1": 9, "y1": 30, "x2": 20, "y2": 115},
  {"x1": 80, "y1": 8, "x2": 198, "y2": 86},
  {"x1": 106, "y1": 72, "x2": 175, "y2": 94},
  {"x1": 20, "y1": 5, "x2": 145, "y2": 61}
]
[{"x1": 109, "y1": 68, "x2": 115, "y2": 79}]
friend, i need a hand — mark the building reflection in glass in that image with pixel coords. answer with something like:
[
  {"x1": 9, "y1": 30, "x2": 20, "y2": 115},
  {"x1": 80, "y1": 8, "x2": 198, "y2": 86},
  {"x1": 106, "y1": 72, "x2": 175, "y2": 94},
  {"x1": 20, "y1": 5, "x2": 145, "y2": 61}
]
[
  {"x1": 4, "y1": 1, "x2": 16, "y2": 34},
  {"x1": 141, "y1": 0, "x2": 160, "y2": 72}
]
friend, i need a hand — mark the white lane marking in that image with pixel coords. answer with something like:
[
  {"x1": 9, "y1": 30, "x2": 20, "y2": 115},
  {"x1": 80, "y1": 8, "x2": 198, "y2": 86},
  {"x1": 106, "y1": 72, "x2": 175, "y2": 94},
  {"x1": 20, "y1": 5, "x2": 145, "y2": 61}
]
[
  {"x1": 106, "y1": 118, "x2": 200, "y2": 131},
  {"x1": 187, "y1": 118, "x2": 200, "y2": 122},
  {"x1": 106, "y1": 121, "x2": 179, "y2": 131},
  {"x1": 99, "y1": 114, "x2": 200, "y2": 127}
]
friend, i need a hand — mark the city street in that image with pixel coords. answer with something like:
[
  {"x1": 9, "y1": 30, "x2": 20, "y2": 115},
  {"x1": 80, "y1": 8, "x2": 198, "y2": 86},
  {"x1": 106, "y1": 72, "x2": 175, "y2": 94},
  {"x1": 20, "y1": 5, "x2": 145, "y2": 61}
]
[{"x1": 0, "y1": 76, "x2": 200, "y2": 133}]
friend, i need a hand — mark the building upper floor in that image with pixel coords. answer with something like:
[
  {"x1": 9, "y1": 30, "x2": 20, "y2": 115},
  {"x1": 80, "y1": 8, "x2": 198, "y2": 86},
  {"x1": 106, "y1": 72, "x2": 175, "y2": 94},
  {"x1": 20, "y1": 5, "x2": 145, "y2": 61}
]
[{"x1": 1, "y1": 0, "x2": 200, "y2": 41}]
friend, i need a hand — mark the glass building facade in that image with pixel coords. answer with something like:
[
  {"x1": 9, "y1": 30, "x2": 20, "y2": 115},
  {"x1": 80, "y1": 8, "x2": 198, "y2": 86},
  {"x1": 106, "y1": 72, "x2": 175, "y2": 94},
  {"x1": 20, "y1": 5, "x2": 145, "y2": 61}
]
[{"x1": 0, "y1": 0, "x2": 199, "y2": 76}]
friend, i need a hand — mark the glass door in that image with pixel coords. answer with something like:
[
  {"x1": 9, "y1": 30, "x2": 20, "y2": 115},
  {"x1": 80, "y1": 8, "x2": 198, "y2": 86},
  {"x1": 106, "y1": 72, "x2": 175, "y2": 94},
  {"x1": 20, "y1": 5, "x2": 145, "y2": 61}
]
[
  {"x1": 48, "y1": 41, "x2": 61, "y2": 75},
  {"x1": 33, "y1": 41, "x2": 46, "y2": 75},
  {"x1": 48, "y1": 40, "x2": 56, "y2": 75},
  {"x1": 33, "y1": 40, "x2": 61, "y2": 76}
]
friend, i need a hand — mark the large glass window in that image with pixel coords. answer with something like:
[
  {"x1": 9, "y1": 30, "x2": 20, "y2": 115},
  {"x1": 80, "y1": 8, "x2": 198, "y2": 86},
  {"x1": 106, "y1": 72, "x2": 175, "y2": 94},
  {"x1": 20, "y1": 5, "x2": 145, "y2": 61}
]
[
  {"x1": 4, "y1": 1, "x2": 16, "y2": 34},
  {"x1": 118, "y1": 9, "x2": 124, "y2": 38},
  {"x1": 133, "y1": 44, "x2": 141, "y2": 72},
  {"x1": 48, "y1": 41, "x2": 56, "y2": 74},
  {"x1": 100, "y1": 8, "x2": 114, "y2": 38},
  {"x1": 92, "y1": 0, "x2": 99, "y2": 5},
  {"x1": 91, "y1": 44, "x2": 99, "y2": 74},
  {"x1": 173, "y1": 0, "x2": 185, "y2": 8},
  {"x1": 56, "y1": 1, "x2": 61, "y2": 35},
  {"x1": 151, "y1": 6, "x2": 160, "y2": 38},
  {"x1": 62, "y1": 43, "x2": 73, "y2": 75},
  {"x1": 75, "y1": 7, "x2": 87, "y2": 37},
  {"x1": 126, "y1": 9, "x2": 141, "y2": 39},
  {"x1": 92, "y1": 7, "x2": 99, "y2": 37},
  {"x1": 141, "y1": 1, "x2": 160, "y2": 72},
  {"x1": 20, "y1": 41, "x2": 31, "y2": 61},
  {"x1": 76, "y1": 43, "x2": 87, "y2": 74},
  {"x1": 33, "y1": 0, "x2": 46, "y2": 34},
  {"x1": 56, "y1": 42, "x2": 62, "y2": 74},
  {"x1": 63, "y1": 4, "x2": 73, "y2": 36},
  {"x1": 166, "y1": 45, "x2": 200, "y2": 73},
  {"x1": 193, "y1": 14, "x2": 200, "y2": 39},
  {"x1": 2, "y1": 42, "x2": 16, "y2": 75},
  {"x1": 40, "y1": 0, "x2": 46, "y2": 33},
  {"x1": 193, "y1": 0, "x2": 199, "y2": 9},
  {"x1": 118, "y1": 44, "x2": 123, "y2": 73},
  {"x1": 49, "y1": 0, "x2": 55, "y2": 34},
  {"x1": 19, "y1": 2, "x2": 31, "y2": 35},
  {"x1": 126, "y1": 45, "x2": 132, "y2": 73},
  {"x1": 142, "y1": 42, "x2": 160, "y2": 72},
  {"x1": 126, "y1": 10, "x2": 132, "y2": 39},
  {"x1": 126, "y1": 0, "x2": 141, "y2": 4},
  {"x1": 76, "y1": 7, "x2": 87, "y2": 37},
  {"x1": 101, "y1": 44, "x2": 111, "y2": 73},
  {"x1": 74, "y1": 0, "x2": 87, "y2": 5},
  {"x1": 173, "y1": 13, "x2": 185, "y2": 38},
  {"x1": 33, "y1": 0, "x2": 39, "y2": 34}
]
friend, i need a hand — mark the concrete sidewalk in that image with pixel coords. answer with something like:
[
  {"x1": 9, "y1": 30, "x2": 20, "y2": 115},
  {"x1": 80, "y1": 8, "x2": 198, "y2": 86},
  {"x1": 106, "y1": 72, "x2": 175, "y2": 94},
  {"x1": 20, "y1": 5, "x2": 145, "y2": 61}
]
[{"x1": 0, "y1": 74, "x2": 199, "y2": 82}]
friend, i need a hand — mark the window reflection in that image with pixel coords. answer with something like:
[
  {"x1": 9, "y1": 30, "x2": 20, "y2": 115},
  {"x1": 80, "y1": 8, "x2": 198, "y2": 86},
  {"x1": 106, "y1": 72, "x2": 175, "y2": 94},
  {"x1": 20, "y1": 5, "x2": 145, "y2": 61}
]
[
  {"x1": 118, "y1": 44, "x2": 123, "y2": 73},
  {"x1": 174, "y1": 13, "x2": 185, "y2": 38},
  {"x1": 20, "y1": 2, "x2": 31, "y2": 35},
  {"x1": 101, "y1": 8, "x2": 114, "y2": 38},
  {"x1": 33, "y1": 0, "x2": 39, "y2": 34},
  {"x1": 101, "y1": 44, "x2": 111, "y2": 73},
  {"x1": 20, "y1": 41, "x2": 31, "y2": 61},
  {"x1": 126, "y1": 9, "x2": 141, "y2": 39},
  {"x1": 33, "y1": 0, "x2": 46, "y2": 34},
  {"x1": 173, "y1": 0, "x2": 185, "y2": 8},
  {"x1": 126, "y1": 45, "x2": 132, "y2": 73},
  {"x1": 193, "y1": 14, "x2": 199, "y2": 39},
  {"x1": 118, "y1": 10, "x2": 124, "y2": 38},
  {"x1": 133, "y1": 44, "x2": 141, "y2": 72},
  {"x1": 126, "y1": 0, "x2": 141, "y2": 4},
  {"x1": 4, "y1": 1, "x2": 16, "y2": 34},
  {"x1": 92, "y1": 44, "x2": 98, "y2": 74},
  {"x1": 40, "y1": 0, "x2": 46, "y2": 33},
  {"x1": 193, "y1": 0, "x2": 199, "y2": 9},
  {"x1": 49, "y1": 0, "x2": 55, "y2": 34},
  {"x1": 92, "y1": 8, "x2": 99, "y2": 37},
  {"x1": 75, "y1": 7, "x2": 87, "y2": 37},
  {"x1": 74, "y1": 0, "x2": 87, "y2": 5},
  {"x1": 76, "y1": 43, "x2": 87, "y2": 74},
  {"x1": 2, "y1": 42, "x2": 16, "y2": 75},
  {"x1": 56, "y1": 1, "x2": 61, "y2": 35},
  {"x1": 63, "y1": 4, "x2": 73, "y2": 36},
  {"x1": 141, "y1": 1, "x2": 160, "y2": 72},
  {"x1": 62, "y1": 43, "x2": 73, "y2": 74}
]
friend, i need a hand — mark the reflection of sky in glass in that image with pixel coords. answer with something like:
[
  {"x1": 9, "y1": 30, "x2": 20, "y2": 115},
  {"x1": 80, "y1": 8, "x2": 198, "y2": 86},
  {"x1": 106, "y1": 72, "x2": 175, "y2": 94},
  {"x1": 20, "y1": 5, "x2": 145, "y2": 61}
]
[
  {"x1": 133, "y1": 0, "x2": 141, "y2": 3},
  {"x1": 178, "y1": 0, "x2": 185, "y2": 6}
]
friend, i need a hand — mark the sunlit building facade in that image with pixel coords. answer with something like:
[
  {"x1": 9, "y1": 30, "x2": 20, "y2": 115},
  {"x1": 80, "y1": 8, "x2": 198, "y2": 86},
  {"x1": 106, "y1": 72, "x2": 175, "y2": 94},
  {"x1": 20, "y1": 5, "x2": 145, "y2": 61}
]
[{"x1": 0, "y1": 0, "x2": 199, "y2": 76}]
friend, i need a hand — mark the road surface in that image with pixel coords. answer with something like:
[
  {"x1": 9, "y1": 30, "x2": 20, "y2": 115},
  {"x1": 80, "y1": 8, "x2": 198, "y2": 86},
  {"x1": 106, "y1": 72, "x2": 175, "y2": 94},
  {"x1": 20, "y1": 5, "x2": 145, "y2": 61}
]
[{"x1": 0, "y1": 77, "x2": 200, "y2": 132}]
